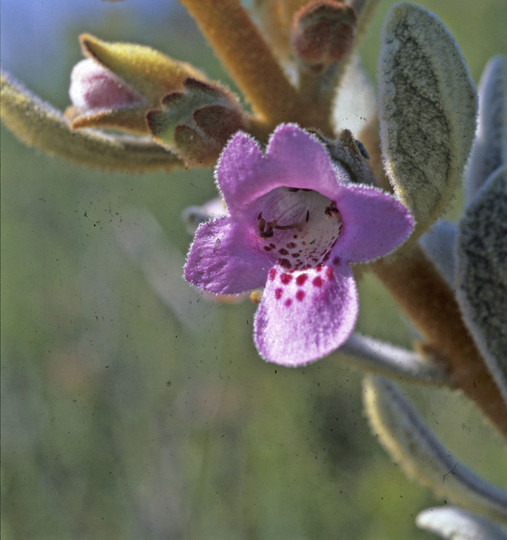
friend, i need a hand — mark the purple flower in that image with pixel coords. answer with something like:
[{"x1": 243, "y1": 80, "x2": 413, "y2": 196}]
[{"x1": 184, "y1": 124, "x2": 413, "y2": 366}]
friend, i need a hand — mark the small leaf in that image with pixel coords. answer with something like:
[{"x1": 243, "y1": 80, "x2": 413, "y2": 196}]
[
  {"x1": 465, "y1": 56, "x2": 507, "y2": 206},
  {"x1": 417, "y1": 506, "x2": 507, "y2": 540},
  {"x1": 378, "y1": 3, "x2": 477, "y2": 240},
  {"x1": 1, "y1": 71, "x2": 182, "y2": 172},
  {"x1": 419, "y1": 220, "x2": 457, "y2": 288},
  {"x1": 363, "y1": 376, "x2": 507, "y2": 523},
  {"x1": 456, "y1": 167, "x2": 507, "y2": 405}
]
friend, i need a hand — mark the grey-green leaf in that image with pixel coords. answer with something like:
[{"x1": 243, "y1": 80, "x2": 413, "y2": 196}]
[
  {"x1": 465, "y1": 56, "x2": 507, "y2": 207},
  {"x1": 363, "y1": 376, "x2": 507, "y2": 523},
  {"x1": 417, "y1": 507, "x2": 507, "y2": 540},
  {"x1": 456, "y1": 167, "x2": 507, "y2": 405},
  {"x1": 378, "y1": 2, "x2": 477, "y2": 240}
]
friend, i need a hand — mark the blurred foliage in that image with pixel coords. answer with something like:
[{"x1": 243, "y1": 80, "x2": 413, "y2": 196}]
[{"x1": 1, "y1": 1, "x2": 506, "y2": 539}]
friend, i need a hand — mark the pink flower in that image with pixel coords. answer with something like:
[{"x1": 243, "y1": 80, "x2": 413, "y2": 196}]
[{"x1": 185, "y1": 125, "x2": 413, "y2": 366}]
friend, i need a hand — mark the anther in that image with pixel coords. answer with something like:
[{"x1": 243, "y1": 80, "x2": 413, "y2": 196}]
[{"x1": 325, "y1": 204, "x2": 339, "y2": 218}]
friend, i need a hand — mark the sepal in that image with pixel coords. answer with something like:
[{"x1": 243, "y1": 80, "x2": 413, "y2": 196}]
[{"x1": 146, "y1": 79, "x2": 247, "y2": 166}]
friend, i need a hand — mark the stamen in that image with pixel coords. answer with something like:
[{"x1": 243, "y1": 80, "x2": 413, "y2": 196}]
[{"x1": 325, "y1": 203, "x2": 339, "y2": 217}]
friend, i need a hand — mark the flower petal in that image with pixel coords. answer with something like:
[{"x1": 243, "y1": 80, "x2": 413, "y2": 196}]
[
  {"x1": 254, "y1": 262, "x2": 358, "y2": 366},
  {"x1": 334, "y1": 184, "x2": 414, "y2": 262},
  {"x1": 265, "y1": 124, "x2": 349, "y2": 199},
  {"x1": 184, "y1": 216, "x2": 271, "y2": 294},
  {"x1": 216, "y1": 124, "x2": 348, "y2": 214},
  {"x1": 215, "y1": 131, "x2": 268, "y2": 213}
]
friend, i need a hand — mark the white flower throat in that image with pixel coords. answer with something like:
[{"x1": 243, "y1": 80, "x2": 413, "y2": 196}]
[{"x1": 255, "y1": 187, "x2": 343, "y2": 269}]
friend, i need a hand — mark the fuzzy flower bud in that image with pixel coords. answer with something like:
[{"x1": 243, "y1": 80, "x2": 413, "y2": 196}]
[
  {"x1": 69, "y1": 58, "x2": 144, "y2": 112},
  {"x1": 66, "y1": 34, "x2": 205, "y2": 133},
  {"x1": 291, "y1": 1, "x2": 357, "y2": 73},
  {"x1": 146, "y1": 79, "x2": 247, "y2": 167}
]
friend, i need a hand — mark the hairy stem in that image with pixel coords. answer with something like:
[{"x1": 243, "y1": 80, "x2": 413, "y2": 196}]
[
  {"x1": 178, "y1": 0, "x2": 334, "y2": 134},
  {"x1": 178, "y1": 0, "x2": 299, "y2": 123},
  {"x1": 373, "y1": 247, "x2": 507, "y2": 438}
]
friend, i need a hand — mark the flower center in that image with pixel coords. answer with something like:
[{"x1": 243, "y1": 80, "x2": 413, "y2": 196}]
[{"x1": 254, "y1": 187, "x2": 343, "y2": 269}]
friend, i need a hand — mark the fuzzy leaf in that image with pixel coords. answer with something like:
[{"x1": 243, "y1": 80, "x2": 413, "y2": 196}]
[
  {"x1": 363, "y1": 376, "x2": 507, "y2": 523},
  {"x1": 417, "y1": 506, "x2": 507, "y2": 540},
  {"x1": 378, "y1": 3, "x2": 477, "y2": 239},
  {"x1": 456, "y1": 167, "x2": 507, "y2": 405},
  {"x1": 1, "y1": 71, "x2": 182, "y2": 172},
  {"x1": 465, "y1": 56, "x2": 507, "y2": 206}
]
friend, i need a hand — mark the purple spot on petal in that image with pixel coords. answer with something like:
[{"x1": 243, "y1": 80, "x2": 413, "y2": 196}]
[
  {"x1": 313, "y1": 276, "x2": 323, "y2": 287},
  {"x1": 287, "y1": 242, "x2": 297, "y2": 249},
  {"x1": 296, "y1": 274, "x2": 308, "y2": 286},
  {"x1": 284, "y1": 298, "x2": 292, "y2": 307},
  {"x1": 333, "y1": 257, "x2": 340, "y2": 265},
  {"x1": 264, "y1": 246, "x2": 272, "y2": 252},
  {"x1": 296, "y1": 290, "x2": 305, "y2": 301},
  {"x1": 279, "y1": 258, "x2": 291, "y2": 269},
  {"x1": 325, "y1": 266, "x2": 334, "y2": 279},
  {"x1": 278, "y1": 248, "x2": 289, "y2": 255},
  {"x1": 269, "y1": 268, "x2": 277, "y2": 281},
  {"x1": 275, "y1": 288, "x2": 283, "y2": 300},
  {"x1": 280, "y1": 273, "x2": 292, "y2": 284}
]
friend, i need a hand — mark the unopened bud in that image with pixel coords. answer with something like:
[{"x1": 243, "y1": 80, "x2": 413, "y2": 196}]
[
  {"x1": 146, "y1": 79, "x2": 247, "y2": 167},
  {"x1": 69, "y1": 58, "x2": 144, "y2": 111},
  {"x1": 291, "y1": 1, "x2": 357, "y2": 73},
  {"x1": 66, "y1": 34, "x2": 205, "y2": 133}
]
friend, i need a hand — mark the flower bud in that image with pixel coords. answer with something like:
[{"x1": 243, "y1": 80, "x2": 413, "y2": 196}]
[
  {"x1": 69, "y1": 58, "x2": 144, "y2": 109},
  {"x1": 66, "y1": 34, "x2": 205, "y2": 133},
  {"x1": 291, "y1": 1, "x2": 357, "y2": 73},
  {"x1": 146, "y1": 79, "x2": 247, "y2": 167}
]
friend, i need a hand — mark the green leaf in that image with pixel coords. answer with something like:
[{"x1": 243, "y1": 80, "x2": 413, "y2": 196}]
[
  {"x1": 378, "y1": 3, "x2": 477, "y2": 240},
  {"x1": 456, "y1": 167, "x2": 507, "y2": 405},
  {"x1": 1, "y1": 71, "x2": 183, "y2": 172}
]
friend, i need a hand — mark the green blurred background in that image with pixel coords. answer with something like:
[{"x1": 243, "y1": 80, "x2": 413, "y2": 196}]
[{"x1": 2, "y1": 1, "x2": 506, "y2": 538}]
